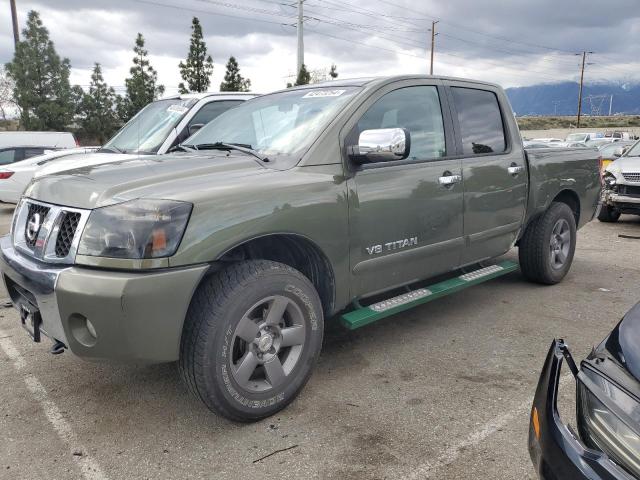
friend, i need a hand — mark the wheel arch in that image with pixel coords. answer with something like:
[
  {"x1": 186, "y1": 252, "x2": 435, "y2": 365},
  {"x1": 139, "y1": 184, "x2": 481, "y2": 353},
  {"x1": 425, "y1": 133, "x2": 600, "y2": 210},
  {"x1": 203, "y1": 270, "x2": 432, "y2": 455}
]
[
  {"x1": 552, "y1": 189, "x2": 581, "y2": 225},
  {"x1": 215, "y1": 233, "x2": 336, "y2": 316}
]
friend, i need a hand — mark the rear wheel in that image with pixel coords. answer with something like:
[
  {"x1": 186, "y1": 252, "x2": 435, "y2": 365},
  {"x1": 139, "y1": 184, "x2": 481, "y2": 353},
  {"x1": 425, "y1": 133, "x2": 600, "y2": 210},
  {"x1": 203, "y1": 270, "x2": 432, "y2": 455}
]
[
  {"x1": 179, "y1": 260, "x2": 324, "y2": 422},
  {"x1": 597, "y1": 204, "x2": 621, "y2": 223},
  {"x1": 519, "y1": 202, "x2": 577, "y2": 285}
]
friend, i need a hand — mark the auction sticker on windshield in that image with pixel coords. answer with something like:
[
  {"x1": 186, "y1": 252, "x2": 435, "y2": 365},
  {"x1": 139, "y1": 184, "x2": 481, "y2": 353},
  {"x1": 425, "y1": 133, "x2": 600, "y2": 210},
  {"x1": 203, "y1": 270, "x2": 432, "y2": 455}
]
[
  {"x1": 167, "y1": 104, "x2": 189, "y2": 114},
  {"x1": 302, "y1": 89, "x2": 346, "y2": 98}
]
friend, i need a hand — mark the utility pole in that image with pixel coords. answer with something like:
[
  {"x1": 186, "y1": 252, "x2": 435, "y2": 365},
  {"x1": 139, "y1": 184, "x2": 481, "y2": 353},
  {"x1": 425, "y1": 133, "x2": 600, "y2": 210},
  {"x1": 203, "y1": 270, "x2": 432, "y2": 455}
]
[
  {"x1": 609, "y1": 94, "x2": 613, "y2": 116},
  {"x1": 430, "y1": 20, "x2": 439, "y2": 75},
  {"x1": 297, "y1": 0, "x2": 304, "y2": 76},
  {"x1": 576, "y1": 51, "x2": 593, "y2": 128},
  {"x1": 10, "y1": 0, "x2": 19, "y2": 47}
]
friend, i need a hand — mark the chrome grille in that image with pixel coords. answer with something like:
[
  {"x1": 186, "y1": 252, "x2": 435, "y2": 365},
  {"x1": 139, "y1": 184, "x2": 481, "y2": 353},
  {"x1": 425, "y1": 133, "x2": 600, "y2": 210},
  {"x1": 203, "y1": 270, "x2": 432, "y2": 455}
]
[
  {"x1": 55, "y1": 212, "x2": 81, "y2": 257},
  {"x1": 24, "y1": 203, "x2": 50, "y2": 248},
  {"x1": 12, "y1": 199, "x2": 90, "y2": 264},
  {"x1": 622, "y1": 172, "x2": 640, "y2": 183}
]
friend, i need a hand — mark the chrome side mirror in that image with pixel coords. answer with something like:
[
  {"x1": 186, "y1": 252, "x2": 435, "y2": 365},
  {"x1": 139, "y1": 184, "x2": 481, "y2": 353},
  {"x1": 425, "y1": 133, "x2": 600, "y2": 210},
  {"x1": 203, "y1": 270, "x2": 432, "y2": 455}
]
[
  {"x1": 350, "y1": 128, "x2": 410, "y2": 163},
  {"x1": 188, "y1": 123, "x2": 205, "y2": 136}
]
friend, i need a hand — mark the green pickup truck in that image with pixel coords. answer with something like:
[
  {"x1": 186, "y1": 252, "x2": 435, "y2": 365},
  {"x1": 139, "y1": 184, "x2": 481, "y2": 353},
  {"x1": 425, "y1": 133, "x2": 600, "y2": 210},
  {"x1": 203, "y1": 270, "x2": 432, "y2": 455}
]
[{"x1": 0, "y1": 76, "x2": 600, "y2": 421}]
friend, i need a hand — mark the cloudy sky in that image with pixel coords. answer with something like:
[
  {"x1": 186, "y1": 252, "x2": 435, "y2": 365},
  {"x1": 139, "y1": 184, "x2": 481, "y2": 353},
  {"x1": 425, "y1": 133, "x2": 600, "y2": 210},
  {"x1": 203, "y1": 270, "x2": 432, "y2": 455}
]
[{"x1": 2, "y1": 0, "x2": 640, "y2": 96}]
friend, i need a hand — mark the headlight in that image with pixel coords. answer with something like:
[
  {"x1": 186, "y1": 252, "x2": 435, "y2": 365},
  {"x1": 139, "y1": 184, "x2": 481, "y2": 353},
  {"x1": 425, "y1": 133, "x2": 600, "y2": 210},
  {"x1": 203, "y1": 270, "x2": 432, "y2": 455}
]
[
  {"x1": 77, "y1": 199, "x2": 192, "y2": 259},
  {"x1": 578, "y1": 368, "x2": 640, "y2": 477},
  {"x1": 603, "y1": 172, "x2": 617, "y2": 188}
]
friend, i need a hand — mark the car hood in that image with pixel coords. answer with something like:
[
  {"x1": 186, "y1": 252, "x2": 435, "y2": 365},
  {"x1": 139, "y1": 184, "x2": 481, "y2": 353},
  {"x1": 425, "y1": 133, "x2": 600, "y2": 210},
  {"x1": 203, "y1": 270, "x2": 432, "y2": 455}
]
[
  {"x1": 597, "y1": 303, "x2": 640, "y2": 383},
  {"x1": 34, "y1": 152, "x2": 138, "y2": 176},
  {"x1": 606, "y1": 156, "x2": 640, "y2": 173},
  {"x1": 25, "y1": 151, "x2": 273, "y2": 209}
]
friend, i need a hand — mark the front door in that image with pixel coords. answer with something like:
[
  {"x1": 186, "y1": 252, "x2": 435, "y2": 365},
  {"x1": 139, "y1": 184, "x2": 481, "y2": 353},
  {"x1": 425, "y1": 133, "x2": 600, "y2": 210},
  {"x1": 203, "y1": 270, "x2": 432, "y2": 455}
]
[
  {"x1": 346, "y1": 84, "x2": 464, "y2": 298},
  {"x1": 446, "y1": 84, "x2": 528, "y2": 264}
]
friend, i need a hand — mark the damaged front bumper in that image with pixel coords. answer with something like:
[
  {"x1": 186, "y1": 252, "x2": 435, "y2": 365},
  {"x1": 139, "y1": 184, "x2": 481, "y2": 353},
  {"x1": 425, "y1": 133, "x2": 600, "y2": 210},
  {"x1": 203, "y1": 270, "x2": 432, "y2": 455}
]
[{"x1": 528, "y1": 340, "x2": 634, "y2": 480}]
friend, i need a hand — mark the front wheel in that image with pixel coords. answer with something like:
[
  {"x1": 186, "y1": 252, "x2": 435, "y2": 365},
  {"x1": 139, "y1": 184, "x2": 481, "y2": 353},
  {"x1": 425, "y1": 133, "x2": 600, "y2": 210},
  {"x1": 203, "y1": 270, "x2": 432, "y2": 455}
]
[
  {"x1": 518, "y1": 202, "x2": 577, "y2": 285},
  {"x1": 597, "y1": 204, "x2": 621, "y2": 223},
  {"x1": 179, "y1": 260, "x2": 324, "y2": 422}
]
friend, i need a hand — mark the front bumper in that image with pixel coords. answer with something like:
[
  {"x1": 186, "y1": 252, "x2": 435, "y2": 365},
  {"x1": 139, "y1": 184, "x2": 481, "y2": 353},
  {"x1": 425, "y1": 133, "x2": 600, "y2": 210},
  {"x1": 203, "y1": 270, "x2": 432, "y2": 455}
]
[
  {"x1": 0, "y1": 235, "x2": 208, "y2": 363},
  {"x1": 528, "y1": 340, "x2": 634, "y2": 480}
]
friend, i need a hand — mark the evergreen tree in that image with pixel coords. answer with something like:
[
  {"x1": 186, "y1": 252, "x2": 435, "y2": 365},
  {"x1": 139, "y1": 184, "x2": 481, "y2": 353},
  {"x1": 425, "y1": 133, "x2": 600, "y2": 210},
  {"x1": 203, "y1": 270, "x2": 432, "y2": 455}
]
[
  {"x1": 5, "y1": 11, "x2": 77, "y2": 130},
  {"x1": 178, "y1": 17, "x2": 213, "y2": 94},
  {"x1": 329, "y1": 63, "x2": 338, "y2": 79},
  {"x1": 120, "y1": 33, "x2": 164, "y2": 121},
  {"x1": 219, "y1": 57, "x2": 251, "y2": 92},
  {"x1": 80, "y1": 64, "x2": 119, "y2": 143},
  {"x1": 294, "y1": 64, "x2": 311, "y2": 86}
]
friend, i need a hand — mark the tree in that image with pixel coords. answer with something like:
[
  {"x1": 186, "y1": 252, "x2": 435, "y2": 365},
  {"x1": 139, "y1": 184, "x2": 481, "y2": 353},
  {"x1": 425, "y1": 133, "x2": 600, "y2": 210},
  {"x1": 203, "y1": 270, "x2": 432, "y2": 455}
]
[
  {"x1": 120, "y1": 33, "x2": 164, "y2": 121},
  {"x1": 80, "y1": 64, "x2": 119, "y2": 143},
  {"x1": 294, "y1": 64, "x2": 311, "y2": 86},
  {"x1": 219, "y1": 56, "x2": 251, "y2": 92},
  {"x1": 0, "y1": 66, "x2": 17, "y2": 121},
  {"x1": 178, "y1": 17, "x2": 214, "y2": 94},
  {"x1": 5, "y1": 10, "x2": 77, "y2": 130},
  {"x1": 329, "y1": 63, "x2": 338, "y2": 79}
]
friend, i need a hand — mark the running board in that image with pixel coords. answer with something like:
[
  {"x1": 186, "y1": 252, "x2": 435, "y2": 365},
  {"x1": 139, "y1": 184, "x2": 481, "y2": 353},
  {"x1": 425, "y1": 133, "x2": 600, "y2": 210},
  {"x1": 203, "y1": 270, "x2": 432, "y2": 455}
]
[{"x1": 340, "y1": 260, "x2": 519, "y2": 330}]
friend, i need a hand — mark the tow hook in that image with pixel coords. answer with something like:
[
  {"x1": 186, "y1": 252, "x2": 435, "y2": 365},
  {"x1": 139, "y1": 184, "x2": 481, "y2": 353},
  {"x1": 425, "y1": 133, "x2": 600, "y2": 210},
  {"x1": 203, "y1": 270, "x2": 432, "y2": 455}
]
[
  {"x1": 50, "y1": 340, "x2": 66, "y2": 355},
  {"x1": 558, "y1": 339, "x2": 579, "y2": 378}
]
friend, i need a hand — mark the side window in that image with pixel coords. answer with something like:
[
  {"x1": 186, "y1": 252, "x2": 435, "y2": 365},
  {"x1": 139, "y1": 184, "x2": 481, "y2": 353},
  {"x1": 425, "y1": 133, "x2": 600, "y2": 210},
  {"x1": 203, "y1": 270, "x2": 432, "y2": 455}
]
[
  {"x1": 0, "y1": 149, "x2": 16, "y2": 165},
  {"x1": 355, "y1": 86, "x2": 446, "y2": 161},
  {"x1": 22, "y1": 147, "x2": 46, "y2": 160},
  {"x1": 451, "y1": 87, "x2": 506, "y2": 155},
  {"x1": 190, "y1": 101, "x2": 243, "y2": 127}
]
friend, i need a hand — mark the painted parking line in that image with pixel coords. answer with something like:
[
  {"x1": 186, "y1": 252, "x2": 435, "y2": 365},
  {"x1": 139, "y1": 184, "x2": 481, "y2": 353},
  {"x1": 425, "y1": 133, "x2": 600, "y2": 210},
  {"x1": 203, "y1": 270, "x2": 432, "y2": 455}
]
[
  {"x1": 401, "y1": 375, "x2": 574, "y2": 479},
  {"x1": 0, "y1": 330, "x2": 109, "y2": 480}
]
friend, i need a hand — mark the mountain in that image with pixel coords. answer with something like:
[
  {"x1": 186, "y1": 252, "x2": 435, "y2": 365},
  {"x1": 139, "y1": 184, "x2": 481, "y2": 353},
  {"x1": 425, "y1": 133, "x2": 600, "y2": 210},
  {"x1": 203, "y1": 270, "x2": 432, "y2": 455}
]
[{"x1": 505, "y1": 82, "x2": 640, "y2": 116}]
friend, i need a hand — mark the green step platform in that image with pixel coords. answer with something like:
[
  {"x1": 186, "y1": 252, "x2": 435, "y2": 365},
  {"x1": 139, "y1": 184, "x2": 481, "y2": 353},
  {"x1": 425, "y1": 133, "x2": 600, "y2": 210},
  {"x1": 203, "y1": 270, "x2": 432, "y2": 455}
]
[{"x1": 341, "y1": 260, "x2": 519, "y2": 330}]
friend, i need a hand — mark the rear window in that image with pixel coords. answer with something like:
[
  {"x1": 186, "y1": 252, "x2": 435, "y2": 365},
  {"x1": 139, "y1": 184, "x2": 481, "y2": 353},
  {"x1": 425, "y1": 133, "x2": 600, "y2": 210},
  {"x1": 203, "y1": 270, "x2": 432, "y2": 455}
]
[{"x1": 452, "y1": 87, "x2": 506, "y2": 155}]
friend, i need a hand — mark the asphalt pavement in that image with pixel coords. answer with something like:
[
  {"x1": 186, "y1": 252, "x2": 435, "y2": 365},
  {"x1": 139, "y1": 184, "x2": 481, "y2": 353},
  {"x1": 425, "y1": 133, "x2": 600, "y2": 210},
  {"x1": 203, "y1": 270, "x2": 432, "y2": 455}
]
[{"x1": 1, "y1": 204, "x2": 639, "y2": 480}]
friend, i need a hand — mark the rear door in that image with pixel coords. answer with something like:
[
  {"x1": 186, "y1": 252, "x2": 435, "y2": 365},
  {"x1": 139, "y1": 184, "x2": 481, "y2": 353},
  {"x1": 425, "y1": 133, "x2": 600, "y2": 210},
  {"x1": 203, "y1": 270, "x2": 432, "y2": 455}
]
[
  {"x1": 445, "y1": 82, "x2": 527, "y2": 265},
  {"x1": 345, "y1": 81, "x2": 464, "y2": 298}
]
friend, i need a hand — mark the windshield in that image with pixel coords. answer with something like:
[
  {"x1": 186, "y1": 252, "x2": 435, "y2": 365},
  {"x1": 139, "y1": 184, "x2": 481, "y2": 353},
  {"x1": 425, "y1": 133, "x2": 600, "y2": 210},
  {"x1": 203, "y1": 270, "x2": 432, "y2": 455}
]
[
  {"x1": 102, "y1": 98, "x2": 197, "y2": 154},
  {"x1": 566, "y1": 133, "x2": 587, "y2": 142},
  {"x1": 624, "y1": 140, "x2": 640, "y2": 157},
  {"x1": 184, "y1": 87, "x2": 360, "y2": 156}
]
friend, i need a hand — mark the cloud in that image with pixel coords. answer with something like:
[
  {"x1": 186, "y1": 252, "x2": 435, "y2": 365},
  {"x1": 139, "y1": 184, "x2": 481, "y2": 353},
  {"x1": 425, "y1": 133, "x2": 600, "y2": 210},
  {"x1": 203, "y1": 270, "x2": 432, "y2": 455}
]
[{"x1": 2, "y1": 0, "x2": 639, "y2": 94}]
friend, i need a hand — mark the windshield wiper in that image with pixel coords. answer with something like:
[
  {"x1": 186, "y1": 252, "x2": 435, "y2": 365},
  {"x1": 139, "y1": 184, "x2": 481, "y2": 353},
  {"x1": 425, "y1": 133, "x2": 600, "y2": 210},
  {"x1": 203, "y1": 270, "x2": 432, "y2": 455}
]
[
  {"x1": 187, "y1": 142, "x2": 270, "y2": 163},
  {"x1": 168, "y1": 144, "x2": 196, "y2": 153},
  {"x1": 98, "y1": 145, "x2": 125, "y2": 154}
]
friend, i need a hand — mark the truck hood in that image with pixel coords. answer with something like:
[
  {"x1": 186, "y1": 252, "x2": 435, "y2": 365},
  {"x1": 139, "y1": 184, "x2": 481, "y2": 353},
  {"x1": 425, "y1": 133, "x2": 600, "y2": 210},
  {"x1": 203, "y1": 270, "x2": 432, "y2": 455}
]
[
  {"x1": 25, "y1": 151, "x2": 272, "y2": 209},
  {"x1": 606, "y1": 156, "x2": 640, "y2": 173}
]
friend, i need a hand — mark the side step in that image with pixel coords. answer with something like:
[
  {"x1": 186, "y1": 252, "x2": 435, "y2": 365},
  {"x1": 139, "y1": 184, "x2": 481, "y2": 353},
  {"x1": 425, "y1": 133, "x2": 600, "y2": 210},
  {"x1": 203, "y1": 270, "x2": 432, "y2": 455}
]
[{"x1": 340, "y1": 260, "x2": 519, "y2": 330}]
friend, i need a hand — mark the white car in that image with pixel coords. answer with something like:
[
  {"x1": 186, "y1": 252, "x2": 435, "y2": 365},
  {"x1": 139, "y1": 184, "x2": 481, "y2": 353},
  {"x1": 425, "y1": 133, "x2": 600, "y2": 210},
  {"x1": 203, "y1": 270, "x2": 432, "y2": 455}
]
[
  {"x1": 0, "y1": 92, "x2": 256, "y2": 204},
  {"x1": 0, "y1": 147, "x2": 98, "y2": 203}
]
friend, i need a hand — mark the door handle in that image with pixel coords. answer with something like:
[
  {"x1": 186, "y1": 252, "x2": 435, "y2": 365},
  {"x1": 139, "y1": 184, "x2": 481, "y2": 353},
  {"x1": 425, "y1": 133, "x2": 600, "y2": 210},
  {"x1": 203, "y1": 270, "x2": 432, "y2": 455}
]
[
  {"x1": 438, "y1": 174, "x2": 462, "y2": 186},
  {"x1": 508, "y1": 164, "x2": 524, "y2": 176}
]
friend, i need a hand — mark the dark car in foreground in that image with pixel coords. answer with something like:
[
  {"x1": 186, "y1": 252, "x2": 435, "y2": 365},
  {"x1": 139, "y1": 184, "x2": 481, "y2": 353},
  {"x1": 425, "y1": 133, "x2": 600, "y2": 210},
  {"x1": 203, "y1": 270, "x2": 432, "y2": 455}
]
[{"x1": 529, "y1": 303, "x2": 640, "y2": 479}]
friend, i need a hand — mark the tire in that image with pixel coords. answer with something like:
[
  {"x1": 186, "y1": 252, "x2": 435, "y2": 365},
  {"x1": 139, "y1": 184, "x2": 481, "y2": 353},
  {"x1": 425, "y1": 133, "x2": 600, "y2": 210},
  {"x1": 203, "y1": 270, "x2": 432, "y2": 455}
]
[
  {"x1": 518, "y1": 202, "x2": 577, "y2": 285},
  {"x1": 597, "y1": 204, "x2": 621, "y2": 223},
  {"x1": 179, "y1": 260, "x2": 324, "y2": 422}
]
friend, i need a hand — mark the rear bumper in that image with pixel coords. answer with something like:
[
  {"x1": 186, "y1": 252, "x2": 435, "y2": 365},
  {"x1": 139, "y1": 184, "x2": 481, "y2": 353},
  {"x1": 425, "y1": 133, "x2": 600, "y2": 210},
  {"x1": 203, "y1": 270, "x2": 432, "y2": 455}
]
[
  {"x1": 0, "y1": 235, "x2": 208, "y2": 363},
  {"x1": 528, "y1": 340, "x2": 633, "y2": 480}
]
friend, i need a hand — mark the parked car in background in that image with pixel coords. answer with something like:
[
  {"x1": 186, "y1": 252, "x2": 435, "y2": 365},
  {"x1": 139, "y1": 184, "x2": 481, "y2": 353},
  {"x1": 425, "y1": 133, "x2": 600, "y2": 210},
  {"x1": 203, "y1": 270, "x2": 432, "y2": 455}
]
[
  {"x1": 0, "y1": 75, "x2": 601, "y2": 422},
  {"x1": 0, "y1": 92, "x2": 256, "y2": 204},
  {"x1": 0, "y1": 131, "x2": 78, "y2": 165},
  {"x1": 586, "y1": 138, "x2": 622, "y2": 149},
  {"x1": 99, "y1": 92, "x2": 256, "y2": 155},
  {"x1": 566, "y1": 132, "x2": 602, "y2": 145},
  {"x1": 604, "y1": 130, "x2": 633, "y2": 140},
  {"x1": 599, "y1": 140, "x2": 636, "y2": 172},
  {"x1": 529, "y1": 302, "x2": 640, "y2": 480},
  {"x1": 599, "y1": 140, "x2": 640, "y2": 222},
  {"x1": 0, "y1": 147, "x2": 99, "y2": 204}
]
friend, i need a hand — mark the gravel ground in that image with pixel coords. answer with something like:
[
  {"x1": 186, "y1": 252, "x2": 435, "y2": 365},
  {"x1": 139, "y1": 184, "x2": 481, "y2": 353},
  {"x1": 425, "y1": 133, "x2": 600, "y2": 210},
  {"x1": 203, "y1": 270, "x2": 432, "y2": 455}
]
[{"x1": 0, "y1": 204, "x2": 639, "y2": 480}]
